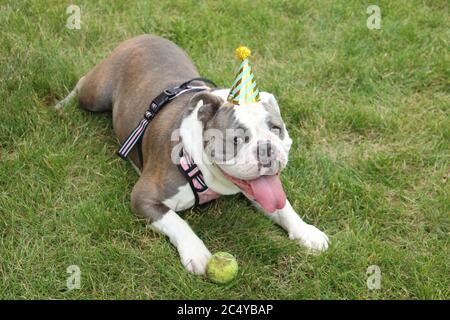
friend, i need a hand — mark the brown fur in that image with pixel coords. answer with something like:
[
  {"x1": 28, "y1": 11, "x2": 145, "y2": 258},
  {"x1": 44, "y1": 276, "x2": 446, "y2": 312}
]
[{"x1": 77, "y1": 35, "x2": 211, "y2": 221}]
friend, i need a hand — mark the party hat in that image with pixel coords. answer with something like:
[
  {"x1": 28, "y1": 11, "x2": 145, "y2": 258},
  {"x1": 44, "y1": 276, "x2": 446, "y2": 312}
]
[{"x1": 227, "y1": 46, "x2": 260, "y2": 105}]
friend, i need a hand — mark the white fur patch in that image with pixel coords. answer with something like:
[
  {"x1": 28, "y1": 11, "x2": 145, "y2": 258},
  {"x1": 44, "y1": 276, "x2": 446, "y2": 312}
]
[
  {"x1": 162, "y1": 184, "x2": 196, "y2": 211},
  {"x1": 180, "y1": 89, "x2": 293, "y2": 192},
  {"x1": 266, "y1": 201, "x2": 329, "y2": 252},
  {"x1": 179, "y1": 94, "x2": 240, "y2": 195},
  {"x1": 151, "y1": 211, "x2": 211, "y2": 274},
  {"x1": 211, "y1": 91, "x2": 292, "y2": 180}
]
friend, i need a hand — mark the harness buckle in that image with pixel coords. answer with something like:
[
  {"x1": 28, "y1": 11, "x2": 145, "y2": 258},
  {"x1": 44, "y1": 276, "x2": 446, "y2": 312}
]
[
  {"x1": 144, "y1": 110, "x2": 154, "y2": 120},
  {"x1": 152, "y1": 91, "x2": 171, "y2": 108},
  {"x1": 163, "y1": 88, "x2": 179, "y2": 97}
]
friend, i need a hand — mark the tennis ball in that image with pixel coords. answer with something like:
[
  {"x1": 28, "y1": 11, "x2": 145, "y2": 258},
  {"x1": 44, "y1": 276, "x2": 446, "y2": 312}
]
[{"x1": 206, "y1": 252, "x2": 238, "y2": 284}]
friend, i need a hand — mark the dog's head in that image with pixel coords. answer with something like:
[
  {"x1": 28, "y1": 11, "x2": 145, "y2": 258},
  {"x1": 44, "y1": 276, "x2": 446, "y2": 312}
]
[{"x1": 191, "y1": 90, "x2": 292, "y2": 212}]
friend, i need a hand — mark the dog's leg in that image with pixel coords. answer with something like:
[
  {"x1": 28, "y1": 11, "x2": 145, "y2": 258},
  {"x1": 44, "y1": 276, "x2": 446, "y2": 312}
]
[
  {"x1": 151, "y1": 210, "x2": 211, "y2": 275},
  {"x1": 255, "y1": 200, "x2": 329, "y2": 252},
  {"x1": 132, "y1": 179, "x2": 211, "y2": 275},
  {"x1": 54, "y1": 76, "x2": 85, "y2": 110}
]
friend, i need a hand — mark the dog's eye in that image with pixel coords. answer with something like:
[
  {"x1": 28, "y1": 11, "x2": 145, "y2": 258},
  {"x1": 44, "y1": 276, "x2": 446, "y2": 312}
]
[{"x1": 270, "y1": 125, "x2": 281, "y2": 136}]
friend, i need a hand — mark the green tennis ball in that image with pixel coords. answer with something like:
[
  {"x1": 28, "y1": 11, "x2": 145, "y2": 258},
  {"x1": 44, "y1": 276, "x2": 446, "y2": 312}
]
[{"x1": 206, "y1": 252, "x2": 238, "y2": 284}]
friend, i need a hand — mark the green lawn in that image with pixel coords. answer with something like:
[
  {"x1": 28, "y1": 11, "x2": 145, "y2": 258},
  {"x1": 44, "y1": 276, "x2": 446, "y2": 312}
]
[{"x1": 0, "y1": 0, "x2": 448, "y2": 299}]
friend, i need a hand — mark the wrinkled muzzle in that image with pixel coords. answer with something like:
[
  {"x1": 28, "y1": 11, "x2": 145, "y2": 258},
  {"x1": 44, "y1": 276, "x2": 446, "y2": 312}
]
[{"x1": 213, "y1": 139, "x2": 288, "y2": 213}]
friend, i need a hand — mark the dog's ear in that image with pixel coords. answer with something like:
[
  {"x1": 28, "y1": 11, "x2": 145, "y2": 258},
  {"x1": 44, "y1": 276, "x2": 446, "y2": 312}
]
[
  {"x1": 190, "y1": 92, "x2": 224, "y2": 125},
  {"x1": 260, "y1": 92, "x2": 281, "y2": 115}
]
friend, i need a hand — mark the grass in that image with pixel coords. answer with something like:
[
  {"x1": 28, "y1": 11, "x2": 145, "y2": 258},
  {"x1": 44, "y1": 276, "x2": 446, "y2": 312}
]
[{"x1": 0, "y1": 0, "x2": 448, "y2": 299}]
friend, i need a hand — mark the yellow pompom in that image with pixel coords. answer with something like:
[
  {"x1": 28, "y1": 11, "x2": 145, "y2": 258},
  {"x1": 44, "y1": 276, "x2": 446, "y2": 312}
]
[{"x1": 235, "y1": 46, "x2": 251, "y2": 60}]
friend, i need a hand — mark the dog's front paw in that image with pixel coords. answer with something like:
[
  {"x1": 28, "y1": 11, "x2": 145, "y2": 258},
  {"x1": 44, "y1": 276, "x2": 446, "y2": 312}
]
[
  {"x1": 178, "y1": 238, "x2": 212, "y2": 275},
  {"x1": 290, "y1": 224, "x2": 329, "y2": 252}
]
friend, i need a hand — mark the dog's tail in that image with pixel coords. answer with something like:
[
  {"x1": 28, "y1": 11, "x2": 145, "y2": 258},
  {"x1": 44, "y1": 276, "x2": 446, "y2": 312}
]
[{"x1": 54, "y1": 76, "x2": 85, "y2": 110}]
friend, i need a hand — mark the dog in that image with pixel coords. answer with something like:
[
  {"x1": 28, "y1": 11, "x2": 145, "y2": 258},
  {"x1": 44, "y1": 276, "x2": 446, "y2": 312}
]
[{"x1": 56, "y1": 35, "x2": 329, "y2": 275}]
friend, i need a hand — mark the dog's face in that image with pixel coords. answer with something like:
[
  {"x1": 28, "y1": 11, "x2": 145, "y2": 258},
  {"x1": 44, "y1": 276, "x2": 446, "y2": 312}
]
[{"x1": 195, "y1": 91, "x2": 292, "y2": 212}]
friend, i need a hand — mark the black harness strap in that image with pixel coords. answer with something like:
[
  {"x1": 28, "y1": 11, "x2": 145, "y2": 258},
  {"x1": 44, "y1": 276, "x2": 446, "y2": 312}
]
[
  {"x1": 178, "y1": 77, "x2": 217, "y2": 89},
  {"x1": 136, "y1": 135, "x2": 144, "y2": 167},
  {"x1": 117, "y1": 77, "x2": 216, "y2": 164},
  {"x1": 176, "y1": 148, "x2": 210, "y2": 207}
]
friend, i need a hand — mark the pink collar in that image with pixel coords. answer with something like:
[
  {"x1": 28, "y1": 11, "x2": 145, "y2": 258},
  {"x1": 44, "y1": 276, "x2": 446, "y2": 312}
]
[{"x1": 177, "y1": 149, "x2": 221, "y2": 206}]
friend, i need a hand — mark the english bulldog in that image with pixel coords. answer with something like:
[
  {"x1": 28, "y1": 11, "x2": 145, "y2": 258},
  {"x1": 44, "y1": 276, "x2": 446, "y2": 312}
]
[{"x1": 56, "y1": 35, "x2": 329, "y2": 275}]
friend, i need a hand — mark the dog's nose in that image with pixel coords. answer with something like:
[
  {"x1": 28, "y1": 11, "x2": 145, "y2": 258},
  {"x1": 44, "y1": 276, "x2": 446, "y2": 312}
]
[{"x1": 256, "y1": 140, "x2": 279, "y2": 173}]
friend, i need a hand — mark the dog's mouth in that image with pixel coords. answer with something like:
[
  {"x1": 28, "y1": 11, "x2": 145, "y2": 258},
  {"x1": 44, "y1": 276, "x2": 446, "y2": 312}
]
[{"x1": 221, "y1": 171, "x2": 286, "y2": 213}]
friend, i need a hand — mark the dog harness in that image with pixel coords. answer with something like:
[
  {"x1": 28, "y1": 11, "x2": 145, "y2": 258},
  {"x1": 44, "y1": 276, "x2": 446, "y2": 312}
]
[
  {"x1": 117, "y1": 77, "x2": 220, "y2": 207},
  {"x1": 117, "y1": 77, "x2": 216, "y2": 160},
  {"x1": 177, "y1": 148, "x2": 221, "y2": 206}
]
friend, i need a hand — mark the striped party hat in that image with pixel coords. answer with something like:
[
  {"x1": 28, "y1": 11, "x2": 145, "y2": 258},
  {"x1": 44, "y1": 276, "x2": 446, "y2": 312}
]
[{"x1": 227, "y1": 46, "x2": 260, "y2": 105}]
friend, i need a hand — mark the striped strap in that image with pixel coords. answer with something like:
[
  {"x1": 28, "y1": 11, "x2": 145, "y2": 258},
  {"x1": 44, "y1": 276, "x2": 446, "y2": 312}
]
[
  {"x1": 117, "y1": 112, "x2": 152, "y2": 159},
  {"x1": 117, "y1": 85, "x2": 210, "y2": 160}
]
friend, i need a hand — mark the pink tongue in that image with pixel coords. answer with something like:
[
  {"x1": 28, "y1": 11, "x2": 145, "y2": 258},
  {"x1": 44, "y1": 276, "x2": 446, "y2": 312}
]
[{"x1": 248, "y1": 175, "x2": 287, "y2": 213}]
